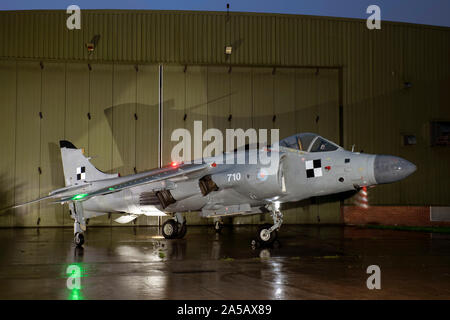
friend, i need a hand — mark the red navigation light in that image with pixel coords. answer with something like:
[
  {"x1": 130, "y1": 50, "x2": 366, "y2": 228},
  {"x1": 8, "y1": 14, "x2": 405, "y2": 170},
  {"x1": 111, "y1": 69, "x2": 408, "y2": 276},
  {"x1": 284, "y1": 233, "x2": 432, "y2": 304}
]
[
  {"x1": 211, "y1": 162, "x2": 217, "y2": 168},
  {"x1": 170, "y1": 161, "x2": 178, "y2": 168}
]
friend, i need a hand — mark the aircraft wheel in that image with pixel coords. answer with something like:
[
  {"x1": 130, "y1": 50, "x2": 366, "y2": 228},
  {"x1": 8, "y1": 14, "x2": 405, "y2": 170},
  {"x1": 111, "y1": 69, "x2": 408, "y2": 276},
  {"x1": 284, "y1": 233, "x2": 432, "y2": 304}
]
[
  {"x1": 214, "y1": 221, "x2": 223, "y2": 233},
  {"x1": 176, "y1": 223, "x2": 187, "y2": 239},
  {"x1": 162, "y1": 219, "x2": 178, "y2": 239},
  {"x1": 74, "y1": 233, "x2": 84, "y2": 247},
  {"x1": 257, "y1": 224, "x2": 277, "y2": 245}
]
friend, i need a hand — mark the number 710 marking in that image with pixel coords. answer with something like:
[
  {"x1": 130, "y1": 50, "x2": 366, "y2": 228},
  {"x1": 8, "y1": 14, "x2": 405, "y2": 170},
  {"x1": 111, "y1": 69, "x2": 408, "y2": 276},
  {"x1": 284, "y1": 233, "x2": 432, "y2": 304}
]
[{"x1": 227, "y1": 172, "x2": 241, "y2": 182}]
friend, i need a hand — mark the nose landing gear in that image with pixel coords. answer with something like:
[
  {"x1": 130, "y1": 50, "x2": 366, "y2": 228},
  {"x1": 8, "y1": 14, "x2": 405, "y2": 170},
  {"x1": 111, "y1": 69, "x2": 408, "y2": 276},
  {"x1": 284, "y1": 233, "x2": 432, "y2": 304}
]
[
  {"x1": 253, "y1": 203, "x2": 283, "y2": 246},
  {"x1": 257, "y1": 224, "x2": 277, "y2": 245}
]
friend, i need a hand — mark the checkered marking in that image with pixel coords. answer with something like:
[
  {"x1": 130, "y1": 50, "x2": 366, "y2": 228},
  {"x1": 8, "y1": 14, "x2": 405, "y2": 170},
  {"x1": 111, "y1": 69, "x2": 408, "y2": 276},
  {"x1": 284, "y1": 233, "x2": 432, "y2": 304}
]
[
  {"x1": 306, "y1": 159, "x2": 322, "y2": 178},
  {"x1": 76, "y1": 166, "x2": 86, "y2": 180}
]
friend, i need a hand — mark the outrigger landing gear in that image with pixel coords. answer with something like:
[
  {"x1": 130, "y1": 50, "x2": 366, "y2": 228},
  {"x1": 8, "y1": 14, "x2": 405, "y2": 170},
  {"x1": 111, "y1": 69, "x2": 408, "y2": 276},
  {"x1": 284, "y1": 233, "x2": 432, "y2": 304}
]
[
  {"x1": 74, "y1": 232, "x2": 84, "y2": 247},
  {"x1": 214, "y1": 219, "x2": 224, "y2": 233},
  {"x1": 71, "y1": 202, "x2": 86, "y2": 248},
  {"x1": 255, "y1": 203, "x2": 283, "y2": 245},
  {"x1": 161, "y1": 213, "x2": 187, "y2": 239}
]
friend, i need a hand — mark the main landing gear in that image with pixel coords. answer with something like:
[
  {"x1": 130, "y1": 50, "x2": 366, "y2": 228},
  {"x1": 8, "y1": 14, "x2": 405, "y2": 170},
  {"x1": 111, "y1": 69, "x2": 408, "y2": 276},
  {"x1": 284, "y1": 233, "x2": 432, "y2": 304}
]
[
  {"x1": 161, "y1": 213, "x2": 187, "y2": 239},
  {"x1": 253, "y1": 203, "x2": 283, "y2": 246}
]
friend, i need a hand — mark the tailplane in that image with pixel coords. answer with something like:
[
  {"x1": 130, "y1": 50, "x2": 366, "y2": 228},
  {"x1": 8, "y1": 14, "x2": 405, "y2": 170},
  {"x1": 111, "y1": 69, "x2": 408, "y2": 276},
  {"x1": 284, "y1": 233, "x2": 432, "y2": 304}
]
[{"x1": 60, "y1": 140, "x2": 118, "y2": 186}]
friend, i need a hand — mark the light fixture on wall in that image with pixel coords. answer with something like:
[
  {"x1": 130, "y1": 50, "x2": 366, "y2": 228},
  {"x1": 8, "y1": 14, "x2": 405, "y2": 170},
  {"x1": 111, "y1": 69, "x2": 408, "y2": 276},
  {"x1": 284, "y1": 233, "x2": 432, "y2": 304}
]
[
  {"x1": 86, "y1": 43, "x2": 94, "y2": 52},
  {"x1": 85, "y1": 34, "x2": 101, "y2": 54},
  {"x1": 224, "y1": 3, "x2": 232, "y2": 56}
]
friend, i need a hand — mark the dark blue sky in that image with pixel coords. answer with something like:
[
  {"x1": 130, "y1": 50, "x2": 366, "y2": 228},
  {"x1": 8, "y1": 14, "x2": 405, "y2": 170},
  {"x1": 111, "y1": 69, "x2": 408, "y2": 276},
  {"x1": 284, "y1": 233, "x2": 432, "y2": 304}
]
[{"x1": 2, "y1": 0, "x2": 449, "y2": 27}]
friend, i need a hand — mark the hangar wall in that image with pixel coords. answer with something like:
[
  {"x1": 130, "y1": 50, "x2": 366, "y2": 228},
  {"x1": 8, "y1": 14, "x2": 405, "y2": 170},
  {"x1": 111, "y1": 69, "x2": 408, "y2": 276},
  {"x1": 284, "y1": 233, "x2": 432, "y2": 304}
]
[{"x1": 0, "y1": 10, "x2": 449, "y2": 227}]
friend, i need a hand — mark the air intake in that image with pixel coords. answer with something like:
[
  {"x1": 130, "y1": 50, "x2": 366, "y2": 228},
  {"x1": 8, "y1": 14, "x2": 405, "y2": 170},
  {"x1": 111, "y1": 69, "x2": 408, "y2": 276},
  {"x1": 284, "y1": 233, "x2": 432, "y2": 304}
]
[
  {"x1": 155, "y1": 190, "x2": 176, "y2": 209},
  {"x1": 199, "y1": 175, "x2": 219, "y2": 196}
]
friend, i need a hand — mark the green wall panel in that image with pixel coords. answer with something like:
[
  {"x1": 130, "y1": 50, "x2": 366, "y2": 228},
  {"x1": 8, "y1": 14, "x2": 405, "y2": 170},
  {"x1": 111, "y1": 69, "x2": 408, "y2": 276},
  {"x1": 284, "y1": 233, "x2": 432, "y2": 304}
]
[
  {"x1": 14, "y1": 61, "x2": 41, "y2": 226},
  {"x1": 89, "y1": 63, "x2": 114, "y2": 174},
  {"x1": 112, "y1": 64, "x2": 136, "y2": 175},
  {"x1": 65, "y1": 63, "x2": 89, "y2": 153},
  {"x1": 230, "y1": 67, "x2": 253, "y2": 131},
  {"x1": 136, "y1": 64, "x2": 159, "y2": 172},
  {"x1": 207, "y1": 66, "x2": 230, "y2": 152},
  {"x1": 274, "y1": 68, "x2": 296, "y2": 139},
  {"x1": 88, "y1": 63, "x2": 114, "y2": 226},
  {"x1": 162, "y1": 65, "x2": 186, "y2": 164},
  {"x1": 185, "y1": 66, "x2": 208, "y2": 163},
  {"x1": 135, "y1": 64, "x2": 159, "y2": 226},
  {"x1": 39, "y1": 62, "x2": 65, "y2": 226},
  {"x1": 0, "y1": 61, "x2": 16, "y2": 227},
  {"x1": 252, "y1": 68, "x2": 274, "y2": 140}
]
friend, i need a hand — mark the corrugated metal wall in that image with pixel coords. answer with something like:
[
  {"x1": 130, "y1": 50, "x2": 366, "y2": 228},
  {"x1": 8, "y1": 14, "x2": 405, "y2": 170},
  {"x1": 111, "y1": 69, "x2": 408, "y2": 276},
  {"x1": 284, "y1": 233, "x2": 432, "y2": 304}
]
[
  {"x1": 161, "y1": 65, "x2": 340, "y2": 225},
  {"x1": 0, "y1": 10, "x2": 449, "y2": 227},
  {"x1": 0, "y1": 61, "x2": 340, "y2": 226},
  {"x1": 0, "y1": 60, "x2": 339, "y2": 226},
  {"x1": 0, "y1": 60, "x2": 161, "y2": 227},
  {"x1": 1, "y1": 11, "x2": 447, "y2": 67}
]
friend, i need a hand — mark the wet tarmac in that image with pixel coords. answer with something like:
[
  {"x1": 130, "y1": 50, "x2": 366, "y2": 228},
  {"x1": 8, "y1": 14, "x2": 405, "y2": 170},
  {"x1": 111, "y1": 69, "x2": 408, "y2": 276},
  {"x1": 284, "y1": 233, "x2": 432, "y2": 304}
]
[{"x1": 0, "y1": 225, "x2": 449, "y2": 300}]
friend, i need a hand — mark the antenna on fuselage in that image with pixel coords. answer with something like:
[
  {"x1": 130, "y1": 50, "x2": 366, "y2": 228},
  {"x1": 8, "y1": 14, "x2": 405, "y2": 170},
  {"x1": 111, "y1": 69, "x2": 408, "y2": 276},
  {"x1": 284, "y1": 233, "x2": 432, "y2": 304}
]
[{"x1": 351, "y1": 144, "x2": 355, "y2": 152}]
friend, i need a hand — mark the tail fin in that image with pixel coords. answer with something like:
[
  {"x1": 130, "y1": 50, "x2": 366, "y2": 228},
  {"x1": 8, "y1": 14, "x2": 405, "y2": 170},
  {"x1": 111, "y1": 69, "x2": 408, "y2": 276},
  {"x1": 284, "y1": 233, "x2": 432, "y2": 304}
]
[{"x1": 60, "y1": 140, "x2": 118, "y2": 186}]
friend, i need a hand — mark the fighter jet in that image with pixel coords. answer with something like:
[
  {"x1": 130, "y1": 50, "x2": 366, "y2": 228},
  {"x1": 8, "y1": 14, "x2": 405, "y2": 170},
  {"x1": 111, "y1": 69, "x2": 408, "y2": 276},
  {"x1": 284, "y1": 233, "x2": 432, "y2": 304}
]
[{"x1": 11, "y1": 133, "x2": 416, "y2": 247}]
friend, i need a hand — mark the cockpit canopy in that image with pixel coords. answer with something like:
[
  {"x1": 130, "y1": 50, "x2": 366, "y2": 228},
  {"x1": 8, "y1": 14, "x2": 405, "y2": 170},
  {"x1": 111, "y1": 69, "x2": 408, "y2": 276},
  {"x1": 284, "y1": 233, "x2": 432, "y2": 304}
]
[{"x1": 279, "y1": 133, "x2": 341, "y2": 152}]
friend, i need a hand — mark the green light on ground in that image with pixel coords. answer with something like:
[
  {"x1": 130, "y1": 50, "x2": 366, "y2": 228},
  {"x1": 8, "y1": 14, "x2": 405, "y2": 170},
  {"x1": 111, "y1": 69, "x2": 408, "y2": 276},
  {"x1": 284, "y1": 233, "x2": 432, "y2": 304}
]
[
  {"x1": 71, "y1": 193, "x2": 88, "y2": 200},
  {"x1": 68, "y1": 288, "x2": 84, "y2": 300},
  {"x1": 66, "y1": 263, "x2": 87, "y2": 300}
]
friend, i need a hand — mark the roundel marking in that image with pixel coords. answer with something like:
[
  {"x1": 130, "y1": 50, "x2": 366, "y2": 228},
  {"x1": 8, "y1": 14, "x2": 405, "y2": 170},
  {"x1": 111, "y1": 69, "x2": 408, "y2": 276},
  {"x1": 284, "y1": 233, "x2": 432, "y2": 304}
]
[{"x1": 257, "y1": 168, "x2": 269, "y2": 181}]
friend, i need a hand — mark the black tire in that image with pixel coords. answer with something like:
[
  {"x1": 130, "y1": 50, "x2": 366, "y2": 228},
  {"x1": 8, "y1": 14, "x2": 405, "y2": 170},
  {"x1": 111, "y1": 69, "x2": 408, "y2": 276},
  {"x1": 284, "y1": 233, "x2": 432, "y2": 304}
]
[
  {"x1": 74, "y1": 233, "x2": 84, "y2": 247},
  {"x1": 256, "y1": 224, "x2": 277, "y2": 245},
  {"x1": 214, "y1": 221, "x2": 223, "y2": 233},
  {"x1": 162, "y1": 219, "x2": 178, "y2": 239},
  {"x1": 176, "y1": 223, "x2": 187, "y2": 239}
]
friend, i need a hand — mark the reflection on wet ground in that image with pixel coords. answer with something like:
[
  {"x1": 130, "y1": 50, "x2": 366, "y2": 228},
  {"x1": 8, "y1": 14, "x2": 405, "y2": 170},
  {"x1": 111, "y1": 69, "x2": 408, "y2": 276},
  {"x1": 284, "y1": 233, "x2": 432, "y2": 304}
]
[{"x1": 0, "y1": 225, "x2": 449, "y2": 299}]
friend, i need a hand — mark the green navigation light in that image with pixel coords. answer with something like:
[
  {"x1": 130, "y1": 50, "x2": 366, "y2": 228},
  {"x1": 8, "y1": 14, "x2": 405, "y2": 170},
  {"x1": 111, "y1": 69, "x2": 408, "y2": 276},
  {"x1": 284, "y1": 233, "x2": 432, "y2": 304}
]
[
  {"x1": 108, "y1": 187, "x2": 115, "y2": 191},
  {"x1": 71, "y1": 193, "x2": 88, "y2": 200}
]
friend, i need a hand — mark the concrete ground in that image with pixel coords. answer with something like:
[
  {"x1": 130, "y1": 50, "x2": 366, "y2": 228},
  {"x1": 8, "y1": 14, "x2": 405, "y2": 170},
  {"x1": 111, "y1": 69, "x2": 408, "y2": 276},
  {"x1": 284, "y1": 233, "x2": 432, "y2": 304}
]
[{"x1": 0, "y1": 225, "x2": 449, "y2": 300}]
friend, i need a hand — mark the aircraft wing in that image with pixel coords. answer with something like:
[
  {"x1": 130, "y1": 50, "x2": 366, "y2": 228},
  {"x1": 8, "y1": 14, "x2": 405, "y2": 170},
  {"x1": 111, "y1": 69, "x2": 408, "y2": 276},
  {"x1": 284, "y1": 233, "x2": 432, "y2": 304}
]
[
  {"x1": 5, "y1": 162, "x2": 210, "y2": 210},
  {"x1": 7, "y1": 195, "x2": 55, "y2": 209},
  {"x1": 3, "y1": 183, "x2": 92, "y2": 210},
  {"x1": 59, "y1": 162, "x2": 209, "y2": 202}
]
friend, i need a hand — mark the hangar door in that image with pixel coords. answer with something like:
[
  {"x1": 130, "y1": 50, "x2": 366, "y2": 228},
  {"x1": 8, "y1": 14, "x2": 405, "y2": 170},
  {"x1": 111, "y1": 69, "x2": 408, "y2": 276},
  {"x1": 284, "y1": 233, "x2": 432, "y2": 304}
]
[
  {"x1": 0, "y1": 61, "x2": 339, "y2": 227},
  {"x1": 0, "y1": 61, "x2": 160, "y2": 227},
  {"x1": 162, "y1": 66, "x2": 340, "y2": 224}
]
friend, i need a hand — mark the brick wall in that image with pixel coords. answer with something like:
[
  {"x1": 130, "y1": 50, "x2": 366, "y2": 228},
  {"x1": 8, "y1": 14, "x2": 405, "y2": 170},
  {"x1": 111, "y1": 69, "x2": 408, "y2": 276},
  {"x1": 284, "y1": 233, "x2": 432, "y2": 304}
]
[{"x1": 343, "y1": 206, "x2": 450, "y2": 227}]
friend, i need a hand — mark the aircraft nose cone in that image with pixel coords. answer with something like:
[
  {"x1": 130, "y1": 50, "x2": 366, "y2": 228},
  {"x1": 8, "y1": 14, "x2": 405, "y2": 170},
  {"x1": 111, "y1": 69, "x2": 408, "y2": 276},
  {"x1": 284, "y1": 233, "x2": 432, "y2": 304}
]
[{"x1": 374, "y1": 155, "x2": 417, "y2": 184}]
